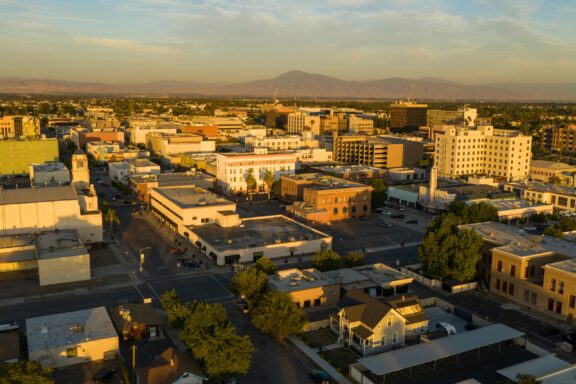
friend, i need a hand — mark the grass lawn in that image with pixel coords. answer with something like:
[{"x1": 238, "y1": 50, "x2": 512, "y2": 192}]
[{"x1": 320, "y1": 347, "x2": 359, "y2": 374}]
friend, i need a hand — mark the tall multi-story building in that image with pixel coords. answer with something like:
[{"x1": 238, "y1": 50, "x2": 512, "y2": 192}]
[
  {"x1": 0, "y1": 116, "x2": 40, "y2": 139},
  {"x1": 332, "y1": 132, "x2": 423, "y2": 169},
  {"x1": 529, "y1": 160, "x2": 576, "y2": 184},
  {"x1": 287, "y1": 111, "x2": 322, "y2": 135},
  {"x1": 434, "y1": 125, "x2": 532, "y2": 181},
  {"x1": 146, "y1": 132, "x2": 215, "y2": 156},
  {"x1": 348, "y1": 114, "x2": 374, "y2": 135},
  {"x1": 216, "y1": 148, "x2": 297, "y2": 193},
  {"x1": 426, "y1": 106, "x2": 477, "y2": 127},
  {"x1": 539, "y1": 125, "x2": 576, "y2": 153},
  {"x1": 389, "y1": 101, "x2": 428, "y2": 131}
]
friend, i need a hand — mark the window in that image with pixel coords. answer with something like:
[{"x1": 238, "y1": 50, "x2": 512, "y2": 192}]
[
  {"x1": 201, "y1": 218, "x2": 209, "y2": 223},
  {"x1": 556, "y1": 301, "x2": 563, "y2": 315},
  {"x1": 352, "y1": 206, "x2": 356, "y2": 214},
  {"x1": 524, "y1": 266, "x2": 529, "y2": 279},
  {"x1": 387, "y1": 316, "x2": 392, "y2": 327},
  {"x1": 523, "y1": 289, "x2": 530, "y2": 302},
  {"x1": 343, "y1": 207, "x2": 348, "y2": 214},
  {"x1": 363, "y1": 204, "x2": 368, "y2": 212},
  {"x1": 66, "y1": 347, "x2": 78, "y2": 358},
  {"x1": 548, "y1": 298, "x2": 554, "y2": 311},
  {"x1": 530, "y1": 265, "x2": 535, "y2": 277},
  {"x1": 497, "y1": 260, "x2": 503, "y2": 272},
  {"x1": 559, "y1": 282, "x2": 565, "y2": 294},
  {"x1": 531, "y1": 292, "x2": 537, "y2": 305},
  {"x1": 333, "y1": 208, "x2": 338, "y2": 215},
  {"x1": 392, "y1": 333, "x2": 398, "y2": 344},
  {"x1": 509, "y1": 283, "x2": 514, "y2": 296},
  {"x1": 495, "y1": 279, "x2": 501, "y2": 290},
  {"x1": 314, "y1": 298, "x2": 321, "y2": 306},
  {"x1": 303, "y1": 300, "x2": 311, "y2": 308},
  {"x1": 510, "y1": 265, "x2": 516, "y2": 277},
  {"x1": 550, "y1": 279, "x2": 557, "y2": 292},
  {"x1": 502, "y1": 281, "x2": 508, "y2": 293},
  {"x1": 570, "y1": 296, "x2": 576, "y2": 309}
]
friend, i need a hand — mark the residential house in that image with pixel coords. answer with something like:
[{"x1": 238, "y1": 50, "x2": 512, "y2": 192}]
[{"x1": 137, "y1": 347, "x2": 207, "y2": 384}]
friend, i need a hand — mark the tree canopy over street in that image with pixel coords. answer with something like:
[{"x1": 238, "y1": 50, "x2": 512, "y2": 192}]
[
  {"x1": 251, "y1": 291, "x2": 307, "y2": 338},
  {"x1": 313, "y1": 249, "x2": 341, "y2": 271},
  {"x1": 0, "y1": 361, "x2": 54, "y2": 384}
]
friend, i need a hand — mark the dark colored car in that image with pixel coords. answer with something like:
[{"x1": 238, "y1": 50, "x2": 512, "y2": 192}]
[
  {"x1": 93, "y1": 368, "x2": 116, "y2": 383},
  {"x1": 236, "y1": 299, "x2": 249, "y2": 314},
  {"x1": 539, "y1": 327, "x2": 560, "y2": 336},
  {"x1": 309, "y1": 370, "x2": 331, "y2": 384},
  {"x1": 391, "y1": 213, "x2": 405, "y2": 219},
  {"x1": 183, "y1": 260, "x2": 201, "y2": 268},
  {"x1": 406, "y1": 219, "x2": 418, "y2": 224},
  {"x1": 379, "y1": 221, "x2": 392, "y2": 228},
  {"x1": 562, "y1": 332, "x2": 576, "y2": 347}
]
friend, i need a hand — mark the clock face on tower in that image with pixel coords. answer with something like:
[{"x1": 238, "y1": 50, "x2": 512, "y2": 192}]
[{"x1": 77, "y1": 160, "x2": 84, "y2": 168}]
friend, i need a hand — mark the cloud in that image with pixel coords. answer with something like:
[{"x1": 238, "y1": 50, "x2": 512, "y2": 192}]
[{"x1": 74, "y1": 37, "x2": 177, "y2": 53}]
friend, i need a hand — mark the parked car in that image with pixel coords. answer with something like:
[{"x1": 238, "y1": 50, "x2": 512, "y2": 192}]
[
  {"x1": 0, "y1": 321, "x2": 19, "y2": 332},
  {"x1": 436, "y1": 322, "x2": 457, "y2": 335},
  {"x1": 380, "y1": 210, "x2": 392, "y2": 216},
  {"x1": 540, "y1": 326, "x2": 560, "y2": 337},
  {"x1": 236, "y1": 299, "x2": 249, "y2": 314},
  {"x1": 523, "y1": 226, "x2": 537, "y2": 231},
  {"x1": 309, "y1": 370, "x2": 331, "y2": 384},
  {"x1": 391, "y1": 213, "x2": 405, "y2": 219},
  {"x1": 562, "y1": 332, "x2": 576, "y2": 347},
  {"x1": 379, "y1": 220, "x2": 392, "y2": 228},
  {"x1": 399, "y1": 205, "x2": 406, "y2": 211},
  {"x1": 93, "y1": 368, "x2": 116, "y2": 383},
  {"x1": 183, "y1": 260, "x2": 201, "y2": 268},
  {"x1": 406, "y1": 219, "x2": 418, "y2": 224}
]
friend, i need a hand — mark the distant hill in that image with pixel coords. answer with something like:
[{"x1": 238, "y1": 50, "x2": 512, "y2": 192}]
[{"x1": 0, "y1": 71, "x2": 574, "y2": 101}]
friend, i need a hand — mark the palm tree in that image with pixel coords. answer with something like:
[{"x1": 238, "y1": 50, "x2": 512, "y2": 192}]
[
  {"x1": 104, "y1": 208, "x2": 120, "y2": 232},
  {"x1": 264, "y1": 169, "x2": 275, "y2": 200},
  {"x1": 244, "y1": 169, "x2": 257, "y2": 201}
]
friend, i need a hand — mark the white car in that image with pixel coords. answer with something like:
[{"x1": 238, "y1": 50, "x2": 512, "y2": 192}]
[
  {"x1": 436, "y1": 322, "x2": 457, "y2": 336},
  {"x1": 0, "y1": 321, "x2": 19, "y2": 332}
]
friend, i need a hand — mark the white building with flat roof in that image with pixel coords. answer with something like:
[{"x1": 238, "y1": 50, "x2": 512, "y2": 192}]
[
  {"x1": 27, "y1": 307, "x2": 119, "y2": 368},
  {"x1": 29, "y1": 162, "x2": 70, "y2": 186},
  {"x1": 216, "y1": 149, "x2": 297, "y2": 193},
  {"x1": 150, "y1": 186, "x2": 239, "y2": 235},
  {"x1": 0, "y1": 185, "x2": 102, "y2": 244}
]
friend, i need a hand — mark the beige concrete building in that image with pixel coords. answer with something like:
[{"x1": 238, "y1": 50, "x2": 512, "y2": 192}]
[
  {"x1": 147, "y1": 132, "x2": 215, "y2": 156},
  {"x1": 539, "y1": 125, "x2": 576, "y2": 153},
  {"x1": 529, "y1": 160, "x2": 576, "y2": 184},
  {"x1": 348, "y1": 114, "x2": 374, "y2": 135},
  {"x1": 29, "y1": 162, "x2": 71, "y2": 186},
  {"x1": 461, "y1": 222, "x2": 576, "y2": 321},
  {"x1": 187, "y1": 215, "x2": 332, "y2": 266},
  {"x1": 504, "y1": 181, "x2": 576, "y2": 213},
  {"x1": 150, "y1": 186, "x2": 239, "y2": 235},
  {"x1": 131, "y1": 125, "x2": 179, "y2": 145},
  {"x1": 426, "y1": 106, "x2": 477, "y2": 127},
  {"x1": 0, "y1": 115, "x2": 39, "y2": 139},
  {"x1": 268, "y1": 268, "x2": 340, "y2": 311},
  {"x1": 130, "y1": 171, "x2": 214, "y2": 203},
  {"x1": 434, "y1": 125, "x2": 532, "y2": 181},
  {"x1": 0, "y1": 185, "x2": 102, "y2": 244},
  {"x1": 281, "y1": 173, "x2": 372, "y2": 223},
  {"x1": 287, "y1": 111, "x2": 322, "y2": 135},
  {"x1": 215, "y1": 149, "x2": 297, "y2": 193},
  {"x1": 244, "y1": 135, "x2": 306, "y2": 151},
  {"x1": 27, "y1": 307, "x2": 119, "y2": 368},
  {"x1": 332, "y1": 132, "x2": 424, "y2": 169}
]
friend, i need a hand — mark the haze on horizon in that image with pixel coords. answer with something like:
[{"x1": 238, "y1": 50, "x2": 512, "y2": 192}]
[{"x1": 0, "y1": 0, "x2": 575, "y2": 85}]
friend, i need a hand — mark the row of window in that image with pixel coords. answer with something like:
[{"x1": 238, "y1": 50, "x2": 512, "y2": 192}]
[
  {"x1": 495, "y1": 279, "x2": 515, "y2": 296},
  {"x1": 496, "y1": 261, "x2": 536, "y2": 279}
]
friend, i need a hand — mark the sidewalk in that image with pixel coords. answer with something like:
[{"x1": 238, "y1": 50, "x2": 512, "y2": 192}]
[{"x1": 288, "y1": 335, "x2": 352, "y2": 384}]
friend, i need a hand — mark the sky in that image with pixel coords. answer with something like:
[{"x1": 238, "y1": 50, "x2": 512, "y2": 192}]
[{"x1": 0, "y1": 0, "x2": 575, "y2": 84}]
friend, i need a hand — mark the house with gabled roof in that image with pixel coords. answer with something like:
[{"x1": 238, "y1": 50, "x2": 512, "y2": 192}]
[
  {"x1": 137, "y1": 347, "x2": 207, "y2": 384},
  {"x1": 329, "y1": 288, "x2": 408, "y2": 355},
  {"x1": 387, "y1": 295, "x2": 429, "y2": 340}
]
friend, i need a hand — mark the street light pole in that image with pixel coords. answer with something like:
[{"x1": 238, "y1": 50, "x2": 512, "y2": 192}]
[{"x1": 139, "y1": 246, "x2": 151, "y2": 278}]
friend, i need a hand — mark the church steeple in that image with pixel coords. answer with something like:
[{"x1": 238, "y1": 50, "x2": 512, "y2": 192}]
[{"x1": 71, "y1": 148, "x2": 90, "y2": 189}]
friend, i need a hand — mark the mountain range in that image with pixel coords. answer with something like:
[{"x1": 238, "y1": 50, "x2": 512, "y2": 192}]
[{"x1": 1, "y1": 71, "x2": 575, "y2": 101}]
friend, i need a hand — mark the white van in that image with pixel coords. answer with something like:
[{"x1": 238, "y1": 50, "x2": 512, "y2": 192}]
[{"x1": 436, "y1": 322, "x2": 457, "y2": 336}]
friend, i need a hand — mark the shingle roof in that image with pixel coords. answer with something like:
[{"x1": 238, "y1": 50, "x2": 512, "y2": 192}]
[
  {"x1": 338, "y1": 288, "x2": 396, "y2": 329},
  {"x1": 137, "y1": 347, "x2": 206, "y2": 384}
]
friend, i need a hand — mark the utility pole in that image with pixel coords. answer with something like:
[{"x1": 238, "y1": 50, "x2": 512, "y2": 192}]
[
  {"x1": 132, "y1": 344, "x2": 137, "y2": 384},
  {"x1": 139, "y1": 246, "x2": 151, "y2": 278}
]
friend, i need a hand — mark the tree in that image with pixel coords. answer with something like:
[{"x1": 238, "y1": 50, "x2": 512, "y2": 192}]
[
  {"x1": 160, "y1": 289, "x2": 190, "y2": 329},
  {"x1": 449, "y1": 229, "x2": 483, "y2": 282},
  {"x1": 272, "y1": 180, "x2": 281, "y2": 197},
  {"x1": 244, "y1": 169, "x2": 257, "y2": 201},
  {"x1": 344, "y1": 251, "x2": 365, "y2": 268},
  {"x1": 516, "y1": 374, "x2": 541, "y2": 384},
  {"x1": 312, "y1": 249, "x2": 341, "y2": 272},
  {"x1": 0, "y1": 361, "x2": 54, "y2": 384},
  {"x1": 251, "y1": 291, "x2": 306, "y2": 338},
  {"x1": 253, "y1": 257, "x2": 277, "y2": 275},
  {"x1": 368, "y1": 178, "x2": 387, "y2": 210},
  {"x1": 548, "y1": 175, "x2": 563, "y2": 185},
  {"x1": 264, "y1": 169, "x2": 275, "y2": 200},
  {"x1": 104, "y1": 208, "x2": 120, "y2": 232},
  {"x1": 448, "y1": 201, "x2": 498, "y2": 224},
  {"x1": 231, "y1": 268, "x2": 268, "y2": 300}
]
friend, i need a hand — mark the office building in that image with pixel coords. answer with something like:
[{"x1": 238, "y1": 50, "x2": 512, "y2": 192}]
[
  {"x1": 389, "y1": 101, "x2": 428, "y2": 131},
  {"x1": 130, "y1": 171, "x2": 215, "y2": 203},
  {"x1": 131, "y1": 125, "x2": 179, "y2": 145},
  {"x1": 184, "y1": 116, "x2": 244, "y2": 135},
  {"x1": 539, "y1": 125, "x2": 576, "y2": 153},
  {"x1": 529, "y1": 160, "x2": 576, "y2": 184},
  {"x1": 26, "y1": 307, "x2": 118, "y2": 368},
  {"x1": 427, "y1": 106, "x2": 477, "y2": 127},
  {"x1": 216, "y1": 149, "x2": 297, "y2": 193},
  {"x1": 0, "y1": 138, "x2": 59, "y2": 175},
  {"x1": 282, "y1": 173, "x2": 372, "y2": 223},
  {"x1": 0, "y1": 115, "x2": 39, "y2": 139},
  {"x1": 245, "y1": 135, "x2": 302, "y2": 151},
  {"x1": 332, "y1": 132, "x2": 423, "y2": 169},
  {"x1": 504, "y1": 181, "x2": 576, "y2": 213},
  {"x1": 70, "y1": 127, "x2": 125, "y2": 148},
  {"x1": 434, "y1": 125, "x2": 532, "y2": 181},
  {"x1": 86, "y1": 141, "x2": 149, "y2": 162},
  {"x1": 348, "y1": 114, "x2": 374, "y2": 135},
  {"x1": 147, "y1": 132, "x2": 216, "y2": 156},
  {"x1": 150, "y1": 186, "x2": 239, "y2": 234},
  {"x1": 287, "y1": 111, "x2": 322, "y2": 135}
]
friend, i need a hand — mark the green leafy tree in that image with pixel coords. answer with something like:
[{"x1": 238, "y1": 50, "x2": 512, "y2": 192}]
[
  {"x1": 104, "y1": 208, "x2": 120, "y2": 232},
  {"x1": 0, "y1": 361, "x2": 54, "y2": 384},
  {"x1": 251, "y1": 291, "x2": 306, "y2": 338},
  {"x1": 548, "y1": 176, "x2": 563, "y2": 185},
  {"x1": 449, "y1": 229, "x2": 484, "y2": 282},
  {"x1": 368, "y1": 178, "x2": 387, "y2": 210},
  {"x1": 344, "y1": 251, "x2": 365, "y2": 268},
  {"x1": 272, "y1": 180, "x2": 281, "y2": 197},
  {"x1": 253, "y1": 257, "x2": 277, "y2": 275},
  {"x1": 244, "y1": 169, "x2": 257, "y2": 200},
  {"x1": 160, "y1": 289, "x2": 190, "y2": 329},
  {"x1": 418, "y1": 231, "x2": 449, "y2": 279},
  {"x1": 448, "y1": 201, "x2": 498, "y2": 224},
  {"x1": 312, "y1": 249, "x2": 341, "y2": 272},
  {"x1": 264, "y1": 169, "x2": 275, "y2": 200},
  {"x1": 516, "y1": 374, "x2": 541, "y2": 384},
  {"x1": 231, "y1": 268, "x2": 268, "y2": 300}
]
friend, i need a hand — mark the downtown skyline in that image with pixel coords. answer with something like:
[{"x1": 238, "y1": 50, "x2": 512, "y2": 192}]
[{"x1": 0, "y1": 0, "x2": 575, "y2": 84}]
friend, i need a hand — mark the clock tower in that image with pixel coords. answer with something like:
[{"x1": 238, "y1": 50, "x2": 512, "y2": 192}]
[{"x1": 72, "y1": 149, "x2": 90, "y2": 189}]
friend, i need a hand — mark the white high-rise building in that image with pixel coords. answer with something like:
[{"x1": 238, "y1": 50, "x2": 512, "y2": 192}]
[{"x1": 434, "y1": 125, "x2": 532, "y2": 181}]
